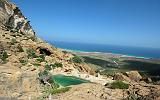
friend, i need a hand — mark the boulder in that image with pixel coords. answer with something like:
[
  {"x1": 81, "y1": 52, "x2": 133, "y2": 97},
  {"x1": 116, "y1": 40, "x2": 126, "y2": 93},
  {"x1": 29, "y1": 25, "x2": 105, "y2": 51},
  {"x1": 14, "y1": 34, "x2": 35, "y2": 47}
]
[
  {"x1": 8, "y1": 54, "x2": 19, "y2": 63},
  {"x1": 141, "y1": 77, "x2": 152, "y2": 83},
  {"x1": 137, "y1": 87, "x2": 150, "y2": 96},
  {"x1": 126, "y1": 71, "x2": 142, "y2": 82},
  {"x1": 113, "y1": 73, "x2": 131, "y2": 82}
]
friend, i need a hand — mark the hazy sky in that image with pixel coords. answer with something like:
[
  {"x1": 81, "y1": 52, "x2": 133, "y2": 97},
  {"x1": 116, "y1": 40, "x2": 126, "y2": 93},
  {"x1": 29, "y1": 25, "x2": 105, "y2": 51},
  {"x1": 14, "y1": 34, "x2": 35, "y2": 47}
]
[{"x1": 12, "y1": 0, "x2": 160, "y2": 48}]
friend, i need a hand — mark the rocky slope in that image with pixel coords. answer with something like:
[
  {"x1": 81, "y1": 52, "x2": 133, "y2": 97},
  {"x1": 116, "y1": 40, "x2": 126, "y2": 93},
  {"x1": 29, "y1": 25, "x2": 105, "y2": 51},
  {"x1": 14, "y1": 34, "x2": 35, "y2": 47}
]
[
  {"x1": 0, "y1": 0, "x2": 93, "y2": 99},
  {"x1": 0, "y1": 0, "x2": 160, "y2": 100}
]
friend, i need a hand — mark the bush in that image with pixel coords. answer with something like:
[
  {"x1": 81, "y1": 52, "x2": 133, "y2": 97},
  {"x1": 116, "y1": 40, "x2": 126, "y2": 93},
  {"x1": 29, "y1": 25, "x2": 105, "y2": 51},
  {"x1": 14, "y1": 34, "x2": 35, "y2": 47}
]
[
  {"x1": 50, "y1": 87, "x2": 71, "y2": 94},
  {"x1": 17, "y1": 45, "x2": 24, "y2": 52},
  {"x1": 110, "y1": 81, "x2": 129, "y2": 89},
  {"x1": 109, "y1": 58, "x2": 119, "y2": 62},
  {"x1": 100, "y1": 69, "x2": 117, "y2": 76},
  {"x1": 11, "y1": 38, "x2": 17, "y2": 45},
  {"x1": 38, "y1": 70, "x2": 59, "y2": 88},
  {"x1": 48, "y1": 78, "x2": 60, "y2": 88},
  {"x1": 36, "y1": 54, "x2": 45, "y2": 62},
  {"x1": 30, "y1": 36, "x2": 36, "y2": 41},
  {"x1": 20, "y1": 59, "x2": 28, "y2": 65},
  {"x1": 45, "y1": 63, "x2": 63, "y2": 71},
  {"x1": 45, "y1": 64, "x2": 52, "y2": 71},
  {"x1": 0, "y1": 51, "x2": 8, "y2": 62},
  {"x1": 33, "y1": 63, "x2": 41, "y2": 67},
  {"x1": 40, "y1": 86, "x2": 71, "y2": 100},
  {"x1": 43, "y1": 86, "x2": 70, "y2": 95},
  {"x1": 38, "y1": 70, "x2": 49, "y2": 78},
  {"x1": 38, "y1": 70, "x2": 50, "y2": 85},
  {"x1": 70, "y1": 56, "x2": 83, "y2": 63},
  {"x1": 53, "y1": 62, "x2": 63, "y2": 68},
  {"x1": 27, "y1": 49, "x2": 37, "y2": 58},
  {"x1": 62, "y1": 50, "x2": 68, "y2": 54}
]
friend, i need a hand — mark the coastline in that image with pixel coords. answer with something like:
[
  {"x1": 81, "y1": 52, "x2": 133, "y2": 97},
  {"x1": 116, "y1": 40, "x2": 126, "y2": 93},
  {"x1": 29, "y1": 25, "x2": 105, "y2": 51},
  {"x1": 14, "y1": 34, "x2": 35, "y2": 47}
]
[
  {"x1": 61, "y1": 48, "x2": 151, "y2": 60},
  {"x1": 50, "y1": 41, "x2": 160, "y2": 59},
  {"x1": 60, "y1": 48, "x2": 160, "y2": 81}
]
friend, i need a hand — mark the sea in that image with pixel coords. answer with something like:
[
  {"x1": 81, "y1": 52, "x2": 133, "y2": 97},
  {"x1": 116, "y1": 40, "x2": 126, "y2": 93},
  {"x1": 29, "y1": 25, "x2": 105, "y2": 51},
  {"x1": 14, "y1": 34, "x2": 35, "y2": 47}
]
[{"x1": 49, "y1": 41, "x2": 160, "y2": 59}]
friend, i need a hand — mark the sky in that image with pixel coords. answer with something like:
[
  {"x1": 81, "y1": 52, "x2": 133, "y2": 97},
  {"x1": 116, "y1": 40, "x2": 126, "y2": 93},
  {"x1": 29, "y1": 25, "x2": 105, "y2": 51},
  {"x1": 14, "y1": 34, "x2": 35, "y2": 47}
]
[{"x1": 11, "y1": 0, "x2": 160, "y2": 48}]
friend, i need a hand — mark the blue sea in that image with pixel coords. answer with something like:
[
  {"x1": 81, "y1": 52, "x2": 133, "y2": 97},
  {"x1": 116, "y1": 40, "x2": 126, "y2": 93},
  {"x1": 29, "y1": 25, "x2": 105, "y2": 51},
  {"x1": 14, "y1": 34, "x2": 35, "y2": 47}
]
[{"x1": 49, "y1": 41, "x2": 160, "y2": 59}]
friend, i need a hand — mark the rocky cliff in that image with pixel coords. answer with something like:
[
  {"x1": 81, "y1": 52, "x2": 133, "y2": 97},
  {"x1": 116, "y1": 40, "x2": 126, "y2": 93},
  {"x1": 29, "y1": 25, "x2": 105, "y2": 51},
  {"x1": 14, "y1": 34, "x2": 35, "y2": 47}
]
[{"x1": 0, "y1": 0, "x2": 35, "y2": 36}]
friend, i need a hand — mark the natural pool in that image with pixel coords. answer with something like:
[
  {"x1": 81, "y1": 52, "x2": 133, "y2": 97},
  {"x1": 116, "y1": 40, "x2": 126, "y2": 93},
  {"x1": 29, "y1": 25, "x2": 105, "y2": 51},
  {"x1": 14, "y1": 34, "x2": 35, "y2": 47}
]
[{"x1": 51, "y1": 74, "x2": 89, "y2": 86}]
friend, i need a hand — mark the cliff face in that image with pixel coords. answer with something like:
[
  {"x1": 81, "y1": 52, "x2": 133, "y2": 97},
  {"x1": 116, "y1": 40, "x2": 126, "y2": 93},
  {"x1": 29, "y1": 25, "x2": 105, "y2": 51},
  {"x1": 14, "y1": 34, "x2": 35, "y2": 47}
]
[
  {"x1": 0, "y1": 1, "x2": 41, "y2": 99},
  {"x1": 0, "y1": 0, "x2": 35, "y2": 36}
]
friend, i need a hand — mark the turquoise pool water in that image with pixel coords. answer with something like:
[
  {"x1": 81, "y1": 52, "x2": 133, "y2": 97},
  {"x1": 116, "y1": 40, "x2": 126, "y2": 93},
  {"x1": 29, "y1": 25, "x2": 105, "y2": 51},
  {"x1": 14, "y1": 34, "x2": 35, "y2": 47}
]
[{"x1": 52, "y1": 74, "x2": 89, "y2": 86}]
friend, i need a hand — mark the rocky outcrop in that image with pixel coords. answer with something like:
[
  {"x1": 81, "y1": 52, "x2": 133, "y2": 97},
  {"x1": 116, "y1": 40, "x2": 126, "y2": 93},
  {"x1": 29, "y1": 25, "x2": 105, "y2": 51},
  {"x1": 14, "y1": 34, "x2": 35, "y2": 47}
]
[
  {"x1": 126, "y1": 71, "x2": 142, "y2": 82},
  {"x1": 0, "y1": 65, "x2": 41, "y2": 99},
  {"x1": 113, "y1": 71, "x2": 160, "y2": 100},
  {"x1": 114, "y1": 71, "x2": 143, "y2": 83},
  {"x1": 0, "y1": 0, "x2": 35, "y2": 36},
  {"x1": 126, "y1": 83, "x2": 160, "y2": 100},
  {"x1": 113, "y1": 73, "x2": 131, "y2": 82}
]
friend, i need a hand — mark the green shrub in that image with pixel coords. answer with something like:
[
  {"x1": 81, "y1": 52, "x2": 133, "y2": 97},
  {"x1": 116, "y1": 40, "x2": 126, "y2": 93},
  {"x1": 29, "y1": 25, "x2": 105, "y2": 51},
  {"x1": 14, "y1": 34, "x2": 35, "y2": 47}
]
[
  {"x1": 17, "y1": 45, "x2": 24, "y2": 52},
  {"x1": 11, "y1": 38, "x2": 17, "y2": 45},
  {"x1": 110, "y1": 81, "x2": 129, "y2": 89},
  {"x1": 62, "y1": 51, "x2": 68, "y2": 54},
  {"x1": 48, "y1": 78, "x2": 59, "y2": 88},
  {"x1": 45, "y1": 64, "x2": 52, "y2": 71},
  {"x1": 40, "y1": 86, "x2": 70, "y2": 100},
  {"x1": 100, "y1": 69, "x2": 117, "y2": 76},
  {"x1": 53, "y1": 62, "x2": 63, "y2": 68},
  {"x1": 109, "y1": 58, "x2": 119, "y2": 62},
  {"x1": 36, "y1": 57, "x2": 44, "y2": 62},
  {"x1": 43, "y1": 86, "x2": 70, "y2": 95},
  {"x1": 50, "y1": 87, "x2": 71, "y2": 94},
  {"x1": 27, "y1": 49, "x2": 37, "y2": 58},
  {"x1": 36, "y1": 54, "x2": 45, "y2": 62},
  {"x1": 0, "y1": 51, "x2": 8, "y2": 62},
  {"x1": 45, "y1": 63, "x2": 63, "y2": 71},
  {"x1": 38, "y1": 70, "x2": 51, "y2": 85},
  {"x1": 38, "y1": 70, "x2": 49, "y2": 78},
  {"x1": 20, "y1": 59, "x2": 28, "y2": 65},
  {"x1": 30, "y1": 36, "x2": 36, "y2": 41},
  {"x1": 33, "y1": 63, "x2": 41, "y2": 67},
  {"x1": 38, "y1": 70, "x2": 59, "y2": 88},
  {"x1": 70, "y1": 56, "x2": 83, "y2": 63}
]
